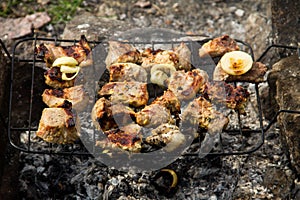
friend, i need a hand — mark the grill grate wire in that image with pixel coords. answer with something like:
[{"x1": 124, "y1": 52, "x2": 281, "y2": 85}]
[{"x1": 5, "y1": 36, "x2": 300, "y2": 157}]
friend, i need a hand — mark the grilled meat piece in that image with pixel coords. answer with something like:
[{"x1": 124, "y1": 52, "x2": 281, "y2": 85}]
[
  {"x1": 36, "y1": 108, "x2": 80, "y2": 144},
  {"x1": 174, "y1": 42, "x2": 192, "y2": 71},
  {"x1": 42, "y1": 85, "x2": 89, "y2": 111},
  {"x1": 145, "y1": 123, "x2": 185, "y2": 152},
  {"x1": 108, "y1": 62, "x2": 148, "y2": 82},
  {"x1": 136, "y1": 104, "x2": 174, "y2": 127},
  {"x1": 167, "y1": 69, "x2": 208, "y2": 101},
  {"x1": 44, "y1": 67, "x2": 75, "y2": 88},
  {"x1": 203, "y1": 81, "x2": 250, "y2": 114},
  {"x1": 151, "y1": 90, "x2": 181, "y2": 113},
  {"x1": 91, "y1": 97, "x2": 136, "y2": 131},
  {"x1": 199, "y1": 35, "x2": 239, "y2": 57},
  {"x1": 141, "y1": 48, "x2": 180, "y2": 72},
  {"x1": 35, "y1": 35, "x2": 92, "y2": 67},
  {"x1": 181, "y1": 97, "x2": 229, "y2": 135},
  {"x1": 105, "y1": 41, "x2": 141, "y2": 67},
  {"x1": 213, "y1": 61, "x2": 267, "y2": 83},
  {"x1": 98, "y1": 82, "x2": 149, "y2": 107},
  {"x1": 103, "y1": 123, "x2": 142, "y2": 152}
]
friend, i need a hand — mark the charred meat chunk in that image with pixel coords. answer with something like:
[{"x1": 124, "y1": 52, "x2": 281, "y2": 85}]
[
  {"x1": 44, "y1": 67, "x2": 75, "y2": 88},
  {"x1": 36, "y1": 108, "x2": 80, "y2": 144},
  {"x1": 91, "y1": 97, "x2": 136, "y2": 131},
  {"x1": 105, "y1": 41, "x2": 141, "y2": 67},
  {"x1": 199, "y1": 35, "x2": 239, "y2": 58},
  {"x1": 167, "y1": 69, "x2": 208, "y2": 101},
  {"x1": 42, "y1": 85, "x2": 89, "y2": 111},
  {"x1": 151, "y1": 90, "x2": 181, "y2": 113},
  {"x1": 35, "y1": 35, "x2": 91, "y2": 67},
  {"x1": 98, "y1": 81, "x2": 149, "y2": 107},
  {"x1": 102, "y1": 123, "x2": 142, "y2": 152},
  {"x1": 136, "y1": 104, "x2": 174, "y2": 127},
  {"x1": 108, "y1": 62, "x2": 147, "y2": 82},
  {"x1": 181, "y1": 97, "x2": 229, "y2": 134},
  {"x1": 203, "y1": 81, "x2": 250, "y2": 114},
  {"x1": 145, "y1": 123, "x2": 186, "y2": 152}
]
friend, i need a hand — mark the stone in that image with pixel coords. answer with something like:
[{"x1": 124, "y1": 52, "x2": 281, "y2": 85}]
[
  {"x1": 0, "y1": 12, "x2": 51, "y2": 39},
  {"x1": 267, "y1": 55, "x2": 300, "y2": 174},
  {"x1": 62, "y1": 12, "x2": 136, "y2": 41}
]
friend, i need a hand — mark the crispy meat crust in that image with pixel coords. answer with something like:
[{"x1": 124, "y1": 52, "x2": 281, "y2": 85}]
[
  {"x1": 44, "y1": 67, "x2": 75, "y2": 88},
  {"x1": 91, "y1": 97, "x2": 136, "y2": 131},
  {"x1": 145, "y1": 123, "x2": 185, "y2": 152},
  {"x1": 214, "y1": 61, "x2": 267, "y2": 83},
  {"x1": 141, "y1": 48, "x2": 180, "y2": 71},
  {"x1": 181, "y1": 97, "x2": 229, "y2": 131},
  {"x1": 35, "y1": 35, "x2": 91, "y2": 67},
  {"x1": 42, "y1": 85, "x2": 88, "y2": 111},
  {"x1": 199, "y1": 34, "x2": 240, "y2": 57},
  {"x1": 104, "y1": 123, "x2": 142, "y2": 152},
  {"x1": 108, "y1": 63, "x2": 147, "y2": 82},
  {"x1": 98, "y1": 81, "x2": 149, "y2": 107},
  {"x1": 203, "y1": 81, "x2": 250, "y2": 114},
  {"x1": 105, "y1": 41, "x2": 141, "y2": 67},
  {"x1": 151, "y1": 90, "x2": 181, "y2": 113},
  {"x1": 136, "y1": 104, "x2": 173, "y2": 127},
  {"x1": 167, "y1": 69, "x2": 208, "y2": 101},
  {"x1": 36, "y1": 108, "x2": 79, "y2": 144}
]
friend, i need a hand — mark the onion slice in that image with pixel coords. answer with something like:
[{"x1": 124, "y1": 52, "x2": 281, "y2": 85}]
[{"x1": 220, "y1": 51, "x2": 253, "y2": 75}]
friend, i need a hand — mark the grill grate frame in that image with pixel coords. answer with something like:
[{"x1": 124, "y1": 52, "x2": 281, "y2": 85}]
[{"x1": 6, "y1": 35, "x2": 300, "y2": 157}]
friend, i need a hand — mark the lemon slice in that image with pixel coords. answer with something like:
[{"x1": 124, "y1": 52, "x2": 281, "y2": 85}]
[
  {"x1": 52, "y1": 57, "x2": 78, "y2": 67},
  {"x1": 220, "y1": 51, "x2": 253, "y2": 75}
]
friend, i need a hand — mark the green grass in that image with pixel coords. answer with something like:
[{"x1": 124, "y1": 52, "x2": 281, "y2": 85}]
[
  {"x1": 48, "y1": 0, "x2": 83, "y2": 24},
  {"x1": 0, "y1": 0, "x2": 83, "y2": 24},
  {"x1": 0, "y1": 0, "x2": 23, "y2": 17}
]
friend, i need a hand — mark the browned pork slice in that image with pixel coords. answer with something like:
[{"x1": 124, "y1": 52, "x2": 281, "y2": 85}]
[
  {"x1": 91, "y1": 97, "x2": 136, "y2": 131},
  {"x1": 199, "y1": 35, "x2": 239, "y2": 58},
  {"x1": 36, "y1": 108, "x2": 80, "y2": 144},
  {"x1": 101, "y1": 123, "x2": 143, "y2": 152},
  {"x1": 151, "y1": 90, "x2": 181, "y2": 113},
  {"x1": 35, "y1": 35, "x2": 92, "y2": 67},
  {"x1": 136, "y1": 104, "x2": 174, "y2": 127},
  {"x1": 42, "y1": 85, "x2": 89, "y2": 111},
  {"x1": 202, "y1": 81, "x2": 250, "y2": 114},
  {"x1": 98, "y1": 82, "x2": 149, "y2": 107},
  {"x1": 174, "y1": 42, "x2": 192, "y2": 71},
  {"x1": 44, "y1": 67, "x2": 75, "y2": 88},
  {"x1": 108, "y1": 62, "x2": 148, "y2": 82},
  {"x1": 145, "y1": 123, "x2": 186, "y2": 152},
  {"x1": 105, "y1": 41, "x2": 141, "y2": 68},
  {"x1": 213, "y1": 61, "x2": 268, "y2": 83},
  {"x1": 166, "y1": 69, "x2": 208, "y2": 101},
  {"x1": 181, "y1": 97, "x2": 228, "y2": 136},
  {"x1": 141, "y1": 48, "x2": 180, "y2": 72}
]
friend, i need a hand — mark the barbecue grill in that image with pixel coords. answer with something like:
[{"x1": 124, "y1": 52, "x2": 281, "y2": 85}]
[{"x1": 4, "y1": 35, "x2": 300, "y2": 160}]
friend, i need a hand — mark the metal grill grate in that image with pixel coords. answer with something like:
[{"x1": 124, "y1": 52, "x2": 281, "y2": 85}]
[{"x1": 6, "y1": 35, "x2": 300, "y2": 157}]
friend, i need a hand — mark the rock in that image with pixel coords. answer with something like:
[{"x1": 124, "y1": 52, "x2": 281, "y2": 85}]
[
  {"x1": 62, "y1": 12, "x2": 135, "y2": 41},
  {"x1": 263, "y1": 167, "x2": 294, "y2": 199},
  {"x1": 267, "y1": 55, "x2": 300, "y2": 174},
  {"x1": 0, "y1": 12, "x2": 51, "y2": 39},
  {"x1": 245, "y1": 12, "x2": 272, "y2": 59}
]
